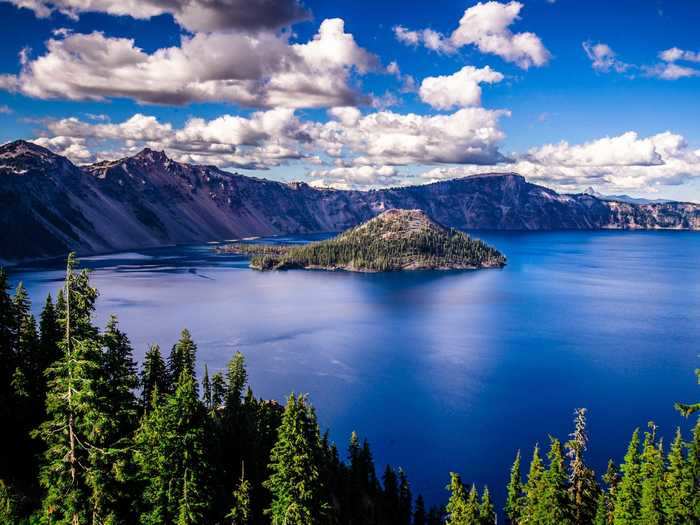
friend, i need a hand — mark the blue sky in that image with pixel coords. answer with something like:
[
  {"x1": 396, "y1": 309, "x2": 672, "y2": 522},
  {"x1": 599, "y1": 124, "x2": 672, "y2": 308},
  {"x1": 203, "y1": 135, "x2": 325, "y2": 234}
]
[{"x1": 1, "y1": 0, "x2": 699, "y2": 199}]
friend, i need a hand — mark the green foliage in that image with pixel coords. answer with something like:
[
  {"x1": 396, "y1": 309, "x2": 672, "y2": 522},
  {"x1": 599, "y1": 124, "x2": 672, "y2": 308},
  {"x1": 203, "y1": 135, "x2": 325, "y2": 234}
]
[
  {"x1": 613, "y1": 430, "x2": 642, "y2": 524},
  {"x1": 134, "y1": 370, "x2": 210, "y2": 524},
  {"x1": 263, "y1": 394, "x2": 331, "y2": 525},
  {"x1": 227, "y1": 466, "x2": 251, "y2": 525},
  {"x1": 223, "y1": 210, "x2": 505, "y2": 272},
  {"x1": 141, "y1": 344, "x2": 169, "y2": 410},
  {"x1": 662, "y1": 428, "x2": 694, "y2": 524},
  {"x1": 168, "y1": 329, "x2": 197, "y2": 388},
  {"x1": 505, "y1": 450, "x2": 523, "y2": 524},
  {"x1": 566, "y1": 408, "x2": 599, "y2": 525}
]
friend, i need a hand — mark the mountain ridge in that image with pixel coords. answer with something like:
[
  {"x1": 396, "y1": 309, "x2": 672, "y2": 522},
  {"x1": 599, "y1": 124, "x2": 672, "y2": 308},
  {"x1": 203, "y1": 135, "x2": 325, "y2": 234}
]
[{"x1": 2, "y1": 140, "x2": 700, "y2": 262}]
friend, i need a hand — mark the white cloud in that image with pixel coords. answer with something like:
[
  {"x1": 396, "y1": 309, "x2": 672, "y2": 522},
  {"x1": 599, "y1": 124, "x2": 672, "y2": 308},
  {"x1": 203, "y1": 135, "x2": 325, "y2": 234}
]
[
  {"x1": 644, "y1": 62, "x2": 700, "y2": 80},
  {"x1": 394, "y1": 1, "x2": 550, "y2": 69},
  {"x1": 419, "y1": 65, "x2": 504, "y2": 110},
  {"x1": 422, "y1": 131, "x2": 700, "y2": 193},
  {"x1": 0, "y1": 105, "x2": 12, "y2": 114},
  {"x1": 308, "y1": 165, "x2": 400, "y2": 189},
  {"x1": 3, "y1": 0, "x2": 311, "y2": 32},
  {"x1": 583, "y1": 42, "x2": 630, "y2": 73},
  {"x1": 0, "y1": 19, "x2": 377, "y2": 109},
  {"x1": 583, "y1": 43, "x2": 700, "y2": 80},
  {"x1": 659, "y1": 47, "x2": 700, "y2": 63}
]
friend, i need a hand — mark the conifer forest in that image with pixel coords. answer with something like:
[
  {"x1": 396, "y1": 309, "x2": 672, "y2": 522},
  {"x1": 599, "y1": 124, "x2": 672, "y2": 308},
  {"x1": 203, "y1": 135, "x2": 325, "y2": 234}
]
[{"x1": 0, "y1": 255, "x2": 698, "y2": 525}]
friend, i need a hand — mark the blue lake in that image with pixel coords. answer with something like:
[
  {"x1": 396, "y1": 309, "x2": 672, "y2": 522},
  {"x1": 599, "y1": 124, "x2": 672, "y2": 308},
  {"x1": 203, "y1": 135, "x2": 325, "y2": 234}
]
[{"x1": 8, "y1": 231, "x2": 699, "y2": 510}]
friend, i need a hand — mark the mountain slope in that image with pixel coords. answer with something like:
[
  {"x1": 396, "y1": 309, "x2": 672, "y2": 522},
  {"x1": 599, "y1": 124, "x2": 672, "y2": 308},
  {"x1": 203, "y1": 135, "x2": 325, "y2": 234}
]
[
  {"x1": 2, "y1": 140, "x2": 700, "y2": 262},
  {"x1": 223, "y1": 209, "x2": 506, "y2": 271}
]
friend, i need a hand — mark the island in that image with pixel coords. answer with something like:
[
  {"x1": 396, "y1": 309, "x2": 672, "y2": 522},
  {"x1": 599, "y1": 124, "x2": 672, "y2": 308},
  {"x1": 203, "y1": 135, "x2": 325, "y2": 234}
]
[{"x1": 217, "y1": 209, "x2": 506, "y2": 272}]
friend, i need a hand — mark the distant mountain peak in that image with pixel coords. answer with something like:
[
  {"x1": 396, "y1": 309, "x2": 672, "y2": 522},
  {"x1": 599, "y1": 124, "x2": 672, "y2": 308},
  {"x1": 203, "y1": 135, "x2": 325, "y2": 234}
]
[
  {"x1": 131, "y1": 147, "x2": 171, "y2": 165},
  {"x1": 0, "y1": 139, "x2": 57, "y2": 159}
]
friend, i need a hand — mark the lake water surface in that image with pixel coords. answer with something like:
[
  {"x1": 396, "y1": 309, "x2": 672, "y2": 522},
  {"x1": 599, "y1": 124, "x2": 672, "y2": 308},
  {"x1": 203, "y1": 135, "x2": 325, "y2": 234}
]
[{"x1": 8, "y1": 231, "x2": 700, "y2": 508}]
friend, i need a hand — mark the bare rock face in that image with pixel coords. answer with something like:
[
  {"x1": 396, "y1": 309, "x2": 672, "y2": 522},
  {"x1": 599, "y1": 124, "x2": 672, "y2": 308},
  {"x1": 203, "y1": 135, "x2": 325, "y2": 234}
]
[{"x1": 2, "y1": 140, "x2": 700, "y2": 262}]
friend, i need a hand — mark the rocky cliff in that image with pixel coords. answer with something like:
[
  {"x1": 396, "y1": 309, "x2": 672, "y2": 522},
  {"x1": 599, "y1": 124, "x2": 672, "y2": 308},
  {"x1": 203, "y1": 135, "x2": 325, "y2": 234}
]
[{"x1": 2, "y1": 140, "x2": 699, "y2": 262}]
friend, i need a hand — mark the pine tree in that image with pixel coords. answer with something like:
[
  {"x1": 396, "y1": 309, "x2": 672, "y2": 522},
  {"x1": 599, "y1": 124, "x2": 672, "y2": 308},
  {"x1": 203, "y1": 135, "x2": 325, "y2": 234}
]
[
  {"x1": 520, "y1": 445, "x2": 545, "y2": 524},
  {"x1": 639, "y1": 425, "x2": 664, "y2": 525},
  {"x1": 101, "y1": 315, "x2": 139, "y2": 433},
  {"x1": 566, "y1": 408, "x2": 599, "y2": 525},
  {"x1": 662, "y1": 428, "x2": 693, "y2": 524},
  {"x1": 505, "y1": 450, "x2": 523, "y2": 524},
  {"x1": 141, "y1": 344, "x2": 169, "y2": 410},
  {"x1": 134, "y1": 369, "x2": 210, "y2": 524},
  {"x1": 382, "y1": 465, "x2": 399, "y2": 524},
  {"x1": 398, "y1": 468, "x2": 412, "y2": 525},
  {"x1": 39, "y1": 294, "x2": 62, "y2": 370},
  {"x1": 414, "y1": 495, "x2": 427, "y2": 525},
  {"x1": 539, "y1": 438, "x2": 572, "y2": 525},
  {"x1": 202, "y1": 364, "x2": 212, "y2": 411},
  {"x1": 263, "y1": 393, "x2": 330, "y2": 525},
  {"x1": 225, "y1": 351, "x2": 247, "y2": 412},
  {"x1": 227, "y1": 464, "x2": 251, "y2": 525},
  {"x1": 599, "y1": 460, "x2": 620, "y2": 525},
  {"x1": 94, "y1": 315, "x2": 140, "y2": 522},
  {"x1": 168, "y1": 329, "x2": 197, "y2": 387},
  {"x1": 479, "y1": 487, "x2": 495, "y2": 524},
  {"x1": 613, "y1": 429, "x2": 642, "y2": 524},
  {"x1": 444, "y1": 473, "x2": 469, "y2": 525},
  {"x1": 211, "y1": 372, "x2": 226, "y2": 410},
  {"x1": 33, "y1": 253, "x2": 112, "y2": 524}
]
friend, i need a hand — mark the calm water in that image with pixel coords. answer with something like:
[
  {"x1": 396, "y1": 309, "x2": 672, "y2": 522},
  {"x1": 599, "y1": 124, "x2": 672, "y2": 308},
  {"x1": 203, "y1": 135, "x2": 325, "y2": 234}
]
[{"x1": 8, "y1": 231, "x2": 700, "y2": 509}]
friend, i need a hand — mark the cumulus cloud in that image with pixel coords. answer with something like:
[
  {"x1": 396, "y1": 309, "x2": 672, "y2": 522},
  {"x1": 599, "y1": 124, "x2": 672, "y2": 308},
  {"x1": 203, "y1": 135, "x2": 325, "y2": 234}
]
[
  {"x1": 394, "y1": 1, "x2": 550, "y2": 69},
  {"x1": 583, "y1": 42, "x2": 700, "y2": 80},
  {"x1": 419, "y1": 66, "x2": 504, "y2": 110},
  {"x1": 582, "y1": 42, "x2": 630, "y2": 73},
  {"x1": 659, "y1": 47, "x2": 700, "y2": 63},
  {"x1": 308, "y1": 165, "x2": 401, "y2": 189},
  {"x1": 0, "y1": 19, "x2": 377, "y2": 109},
  {"x1": 422, "y1": 131, "x2": 700, "y2": 193},
  {"x1": 31, "y1": 102, "x2": 510, "y2": 183},
  {"x1": 3, "y1": 0, "x2": 311, "y2": 32}
]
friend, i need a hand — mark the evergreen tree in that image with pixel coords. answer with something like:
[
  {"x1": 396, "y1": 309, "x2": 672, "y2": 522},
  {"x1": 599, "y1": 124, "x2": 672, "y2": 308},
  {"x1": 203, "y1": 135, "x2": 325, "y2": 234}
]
[
  {"x1": 382, "y1": 465, "x2": 399, "y2": 524},
  {"x1": 141, "y1": 344, "x2": 169, "y2": 410},
  {"x1": 134, "y1": 369, "x2": 210, "y2": 524},
  {"x1": 598, "y1": 460, "x2": 620, "y2": 525},
  {"x1": 225, "y1": 351, "x2": 248, "y2": 415},
  {"x1": 539, "y1": 438, "x2": 572, "y2": 525},
  {"x1": 211, "y1": 372, "x2": 226, "y2": 410},
  {"x1": 566, "y1": 408, "x2": 599, "y2": 525},
  {"x1": 398, "y1": 468, "x2": 412, "y2": 525},
  {"x1": 168, "y1": 329, "x2": 197, "y2": 388},
  {"x1": 520, "y1": 445, "x2": 545, "y2": 524},
  {"x1": 227, "y1": 464, "x2": 251, "y2": 525},
  {"x1": 33, "y1": 253, "x2": 113, "y2": 524},
  {"x1": 662, "y1": 428, "x2": 693, "y2": 524},
  {"x1": 39, "y1": 294, "x2": 62, "y2": 369},
  {"x1": 639, "y1": 425, "x2": 664, "y2": 525},
  {"x1": 613, "y1": 429, "x2": 642, "y2": 525},
  {"x1": 505, "y1": 450, "x2": 523, "y2": 524},
  {"x1": 413, "y1": 495, "x2": 427, "y2": 525},
  {"x1": 263, "y1": 393, "x2": 330, "y2": 525},
  {"x1": 101, "y1": 315, "x2": 139, "y2": 433},
  {"x1": 444, "y1": 473, "x2": 469, "y2": 525},
  {"x1": 478, "y1": 487, "x2": 495, "y2": 525},
  {"x1": 202, "y1": 364, "x2": 212, "y2": 411}
]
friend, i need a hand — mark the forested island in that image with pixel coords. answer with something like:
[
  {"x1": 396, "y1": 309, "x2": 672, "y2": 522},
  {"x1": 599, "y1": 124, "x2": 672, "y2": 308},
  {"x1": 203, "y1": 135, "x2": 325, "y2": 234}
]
[
  {"x1": 0, "y1": 256, "x2": 698, "y2": 525},
  {"x1": 217, "y1": 209, "x2": 506, "y2": 272}
]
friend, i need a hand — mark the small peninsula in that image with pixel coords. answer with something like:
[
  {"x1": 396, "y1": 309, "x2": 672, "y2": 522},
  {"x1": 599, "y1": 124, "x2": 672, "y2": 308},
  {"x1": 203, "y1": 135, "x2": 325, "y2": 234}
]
[{"x1": 218, "y1": 209, "x2": 506, "y2": 272}]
